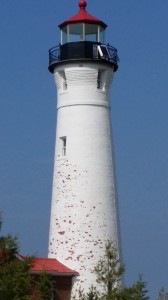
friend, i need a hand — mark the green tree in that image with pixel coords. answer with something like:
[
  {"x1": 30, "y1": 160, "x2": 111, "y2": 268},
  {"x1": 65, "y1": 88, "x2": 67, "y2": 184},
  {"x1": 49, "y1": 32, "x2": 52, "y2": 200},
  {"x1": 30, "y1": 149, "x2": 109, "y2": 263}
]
[
  {"x1": 0, "y1": 216, "x2": 52, "y2": 300},
  {"x1": 157, "y1": 287, "x2": 168, "y2": 300},
  {"x1": 37, "y1": 272, "x2": 53, "y2": 300},
  {"x1": 0, "y1": 237, "x2": 32, "y2": 299},
  {"x1": 118, "y1": 275, "x2": 149, "y2": 300},
  {"x1": 94, "y1": 241, "x2": 124, "y2": 295},
  {"x1": 73, "y1": 286, "x2": 101, "y2": 300},
  {"x1": 74, "y1": 241, "x2": 150, "y2": 300},
  {"x1": 131, "y1": 275, "x2": 149, "y2": 300}
]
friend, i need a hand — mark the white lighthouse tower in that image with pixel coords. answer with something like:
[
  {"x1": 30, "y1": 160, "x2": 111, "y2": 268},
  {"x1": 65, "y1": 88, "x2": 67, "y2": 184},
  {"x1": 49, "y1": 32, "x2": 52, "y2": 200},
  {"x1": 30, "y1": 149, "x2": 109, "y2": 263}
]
[{"x1": 48, "y1": 0, "x2": 121, "y2": 296}]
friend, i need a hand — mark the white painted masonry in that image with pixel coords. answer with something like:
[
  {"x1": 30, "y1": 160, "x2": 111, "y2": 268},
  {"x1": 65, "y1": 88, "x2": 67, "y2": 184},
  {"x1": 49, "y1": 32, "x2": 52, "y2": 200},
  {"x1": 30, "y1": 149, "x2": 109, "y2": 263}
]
[{"x1": 48, "y1": 62, "x2": 121, "y2": 295}]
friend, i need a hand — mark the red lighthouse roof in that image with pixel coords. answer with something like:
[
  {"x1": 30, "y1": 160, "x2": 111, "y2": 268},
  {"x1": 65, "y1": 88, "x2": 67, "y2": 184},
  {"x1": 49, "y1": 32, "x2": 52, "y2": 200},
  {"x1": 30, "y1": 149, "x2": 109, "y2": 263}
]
[
  {"x1": 59, "y1": 0, "x2": 107, "y2": 28},
  {"x1": 18, "y1": 254, "x2": 78, "y2": 276},
  {"x1": 30, "y1": 257, "x2": 78, "y2": 276}
]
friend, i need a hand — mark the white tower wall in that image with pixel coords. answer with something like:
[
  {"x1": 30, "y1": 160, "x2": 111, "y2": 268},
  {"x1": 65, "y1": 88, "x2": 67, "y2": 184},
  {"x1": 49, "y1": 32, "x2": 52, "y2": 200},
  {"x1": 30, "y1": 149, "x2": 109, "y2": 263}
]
[{"x1": 48, "y1": 62, "x2": 121, "y2": 294}]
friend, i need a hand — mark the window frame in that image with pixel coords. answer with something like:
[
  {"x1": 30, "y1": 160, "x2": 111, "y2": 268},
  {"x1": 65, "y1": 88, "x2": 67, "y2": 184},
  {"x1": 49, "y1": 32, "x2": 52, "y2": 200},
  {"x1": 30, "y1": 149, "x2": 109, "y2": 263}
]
[{"x1": 60, "y1": 137, "x2": 67, "y2": 157}]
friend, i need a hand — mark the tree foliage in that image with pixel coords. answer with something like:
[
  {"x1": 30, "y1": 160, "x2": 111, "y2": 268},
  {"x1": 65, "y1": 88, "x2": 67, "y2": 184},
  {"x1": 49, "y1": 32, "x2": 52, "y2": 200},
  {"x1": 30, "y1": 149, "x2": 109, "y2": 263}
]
[
  {"x1": 94, "y1": 241, "x2": 124, "y2": 295},
  {"x1": 37, "y1": 271, "x2": 53, "y2": 300},
  {"x1": 157, "y1": 287, "x2": 168, "y2": 300},
  {"x1": 74, "y1": 241, "x2": 150, "y2": 300},
  {"x1": 118, "y1": 275, "x2": 149, "y2": 300},
  {"x1": 73, "y1": 286, "x2": 101, "y2": 300},
  {"x1": 0, "y1": 238, "x2": 32, "y2": 299},
  {"x1": 0, "y1": 215, "x2": 52, "y2": 300}
]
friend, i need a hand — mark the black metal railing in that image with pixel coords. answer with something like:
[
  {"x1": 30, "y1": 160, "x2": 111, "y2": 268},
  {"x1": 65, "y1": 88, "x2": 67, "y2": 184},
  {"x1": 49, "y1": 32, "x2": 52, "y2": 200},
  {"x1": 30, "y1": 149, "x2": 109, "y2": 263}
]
[
  {"x1": 48, "y1": 41, "x2": 119, "y2": 72},
  {"x1": 49, "y1": 46, "x2": 61, "y2": 65}
]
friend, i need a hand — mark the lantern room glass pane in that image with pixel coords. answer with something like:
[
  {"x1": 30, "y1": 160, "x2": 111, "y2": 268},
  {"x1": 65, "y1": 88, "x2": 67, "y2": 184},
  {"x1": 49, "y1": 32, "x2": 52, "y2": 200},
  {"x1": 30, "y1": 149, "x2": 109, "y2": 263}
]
[
  {"x1": 85, "y1": 24, "x2": 98, "y2": 42},
  {"x1": 69, "y1": 23, "x2": 84, "y2": 42},
  {"x1": 99, "y1": 26, "x2": 105, "y2": 43},
  {"x1": 61, "y1": 26, "x2": 68, "y2": 44}
]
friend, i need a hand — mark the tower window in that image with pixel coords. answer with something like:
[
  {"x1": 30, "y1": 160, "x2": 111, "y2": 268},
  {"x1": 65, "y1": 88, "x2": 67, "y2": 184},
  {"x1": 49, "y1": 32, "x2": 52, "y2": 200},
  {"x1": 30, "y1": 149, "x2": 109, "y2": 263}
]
[
  {"x1": 60, "y1": 137, "x2": 67, "y2": 156},
  {"x1": 62, "y1": 73, "x2": 67, "y2": 90},
  {"x1": 59, "y1": 71, "x2": 67, "y2": 90},
  {"x1": 97, "y1": 70, "x2": 104, "y2": 89},
  {"x1": 63, "y1": 78, "x2": 67, "y2": 90}
]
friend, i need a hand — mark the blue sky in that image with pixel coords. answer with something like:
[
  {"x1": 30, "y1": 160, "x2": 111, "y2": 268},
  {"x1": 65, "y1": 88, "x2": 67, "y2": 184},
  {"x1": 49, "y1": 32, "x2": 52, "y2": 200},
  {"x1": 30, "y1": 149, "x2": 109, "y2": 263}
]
[{"x1": 0, "y1": 1, "x2": 168, "y2": 298}]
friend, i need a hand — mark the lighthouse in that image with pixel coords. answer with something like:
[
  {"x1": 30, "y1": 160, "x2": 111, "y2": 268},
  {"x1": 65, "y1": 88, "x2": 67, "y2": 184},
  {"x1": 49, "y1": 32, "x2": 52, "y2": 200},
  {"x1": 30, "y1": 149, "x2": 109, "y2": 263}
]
[{"x1": 48, "y1": 0, "x2": 121, "y2": 296}]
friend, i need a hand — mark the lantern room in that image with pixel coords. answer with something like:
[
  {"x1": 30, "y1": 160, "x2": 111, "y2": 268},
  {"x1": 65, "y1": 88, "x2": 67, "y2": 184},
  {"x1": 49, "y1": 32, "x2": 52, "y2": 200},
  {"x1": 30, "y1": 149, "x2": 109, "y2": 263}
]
[
  {"x1": 48, "y1": 0, "x2": 119, "y2": 73},
  {"x1": 59, "y1": 0, "x2": 106, "y2": 44},
  {"x1": 60, "y1": 23, "x2": 105, "y2": 44}
]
